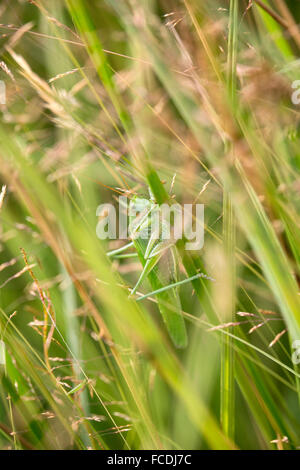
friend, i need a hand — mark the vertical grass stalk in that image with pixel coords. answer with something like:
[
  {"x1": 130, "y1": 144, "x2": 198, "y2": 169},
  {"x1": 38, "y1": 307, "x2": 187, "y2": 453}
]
[{"x1": 220, "y1": 0, "x2": 238, "y2": 440}]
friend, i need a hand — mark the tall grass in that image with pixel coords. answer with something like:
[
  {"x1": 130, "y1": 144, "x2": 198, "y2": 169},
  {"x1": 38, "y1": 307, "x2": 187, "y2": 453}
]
[{"x1": 0, "y1": 0, "x2": 299, "y2": 450}]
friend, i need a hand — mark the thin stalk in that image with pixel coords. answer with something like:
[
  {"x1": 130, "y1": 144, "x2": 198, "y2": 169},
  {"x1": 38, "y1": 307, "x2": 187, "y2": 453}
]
[
  {"x1": 136, "y1": 273, "x2": 214, "y2": 302},
  {"x1": 254, "y1": 0, "x2": 288, "y2": 29},
  {"x1": 221, "y1": 193, "x2": 236, "y2": 439},
  {"x1": 220, "y1": 0, "x2": 238, "y2": 440}
]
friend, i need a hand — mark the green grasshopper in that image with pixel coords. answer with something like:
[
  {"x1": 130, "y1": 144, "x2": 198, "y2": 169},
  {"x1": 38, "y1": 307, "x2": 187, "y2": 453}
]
[{"x1": 108, "y1": 194, "x2": 188, "y2": 348}]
